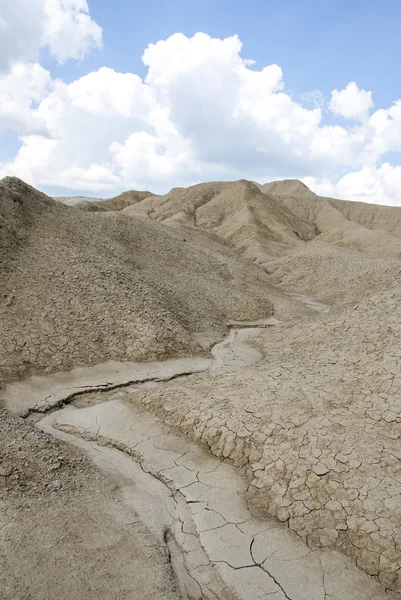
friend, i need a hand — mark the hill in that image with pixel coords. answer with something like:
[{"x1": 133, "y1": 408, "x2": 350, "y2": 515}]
[
  {"x1": 52, "y1": 195, "x2": 103, "y2": 206},
  {"x1": 0, "y1": 177, "x2": 275, "y2": 383},
  {"x1": 2, "y1": 175, "x2": 401, "y2": 597},
  {"x1": 74, "y1": 190, "x2": 155, "y2": 212},
  {"x1": 105, "y1": 178, "x2": 401, "y2": 305}
]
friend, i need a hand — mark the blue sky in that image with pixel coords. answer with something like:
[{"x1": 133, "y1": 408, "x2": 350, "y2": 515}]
[
  {"x1": 46, "y1": 0, "x2": 401, "y2": 106},
  {"x1": 1, "y1": 0, "x2": 401, "y2": 204}
]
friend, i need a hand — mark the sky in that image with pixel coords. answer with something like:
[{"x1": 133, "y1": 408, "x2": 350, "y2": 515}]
[{"x1": 0, "y1": 0, "x2": 401, "y2": 204}]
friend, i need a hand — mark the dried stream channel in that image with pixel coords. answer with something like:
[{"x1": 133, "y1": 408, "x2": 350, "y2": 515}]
[{"x1": 3, "y1": 314, "x2": 393, "y2": 600}]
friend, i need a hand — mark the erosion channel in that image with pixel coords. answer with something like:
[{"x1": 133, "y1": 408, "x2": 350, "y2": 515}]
[{"x1": 3, "y1": 317, "x2": 393, "y2": 600}]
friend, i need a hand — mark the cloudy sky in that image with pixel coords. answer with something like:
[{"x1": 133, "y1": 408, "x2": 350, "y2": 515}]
[{"x1": 0, "y1": 0, "x2": 400, "y2": 204}]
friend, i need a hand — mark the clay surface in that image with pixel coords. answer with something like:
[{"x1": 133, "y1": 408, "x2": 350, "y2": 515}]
[
  {"x1": 2, "y1": 176, "x2": 401, "y2": 598},
  {"x1": 3, "y1": 321, "x2": 398, "y2": 599}
]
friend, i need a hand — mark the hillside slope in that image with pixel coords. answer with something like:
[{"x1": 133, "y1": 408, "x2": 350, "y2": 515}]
[
  {"x1": 110, "y1": 178, "x2": 401, "y2": 305},
  {"x1": 122, "y1": 180, "x2": 317, "y2": 262},
  {"x1": 260, "y1": 180, "x2": 401, "y2": 304},
  {"x1": 0, "y1": 177, "x2": 275, "y2": 383},
  {"x1": 74, "y1": 190, "x2": 155, "y2": 212}
]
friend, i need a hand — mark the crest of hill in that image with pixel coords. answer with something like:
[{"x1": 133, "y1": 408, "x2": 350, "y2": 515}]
[
  {"x1": 260, "y1": 179, "x2": 401, "y2": 251},
  {"x1": 74, "y1": 190, "x2": 155, "y2": 212},
  {"x1": 121, "y1": 179, "x2": 318, "y2": 262},
  {"x1": 0, "y1": 177, "x2": 275, "y2": 384},
  {"x1": 259, "y1": 179, "x2": 401, "y2": 303},
  {"x1": 118, "y1": 177, "x2": 401, "y2": 305},
  {"x1": 53, "y1": 195, "x2": 103, "y2": 206}
]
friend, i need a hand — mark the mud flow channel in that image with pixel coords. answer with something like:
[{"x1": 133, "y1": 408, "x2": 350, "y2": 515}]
[{"x1": 3, "y1": 318, "x2": 392, "y2": 600}]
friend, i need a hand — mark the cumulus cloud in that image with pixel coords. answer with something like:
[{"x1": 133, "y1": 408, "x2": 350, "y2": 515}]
[
  {"x1": 0, "y1": 62, "x2": 53, "y2": 134},
  {"x1": 360, "y1": 101, "x2": 401, "y2": 165},
  {"x1": 1, "y1": 67, "x2": 156, "y2": 190},
  {"x1": 0, "y1": 29, "x2": 401, "y2": 205},
  {"x1": 1, "y1": 33, "x2": 349, "y2": 190},
  {"x1": 141, "y1": 33, "x2": 329, "y2": 175},
  {"x1": 300, "y1": 89, "x2": 326, "y2": 109},
  {"x1": 302, "y1": 176, "x2": 337, "y2": 198},
  {"x1": 41, "y1": 0, "x2": 103, "y2": 62},
  {"x1": 0, "y1": 0, "x2": 102, "y2": 72},
  {"x1": 329, "y1": 82, "x2": 373, "y2": 121},
  {"x1": 306, "y1": 164, "x2": 401, "y2": 206},
  {"x1": 336, "y1": 164, "x2": 401, "y2": 205}
]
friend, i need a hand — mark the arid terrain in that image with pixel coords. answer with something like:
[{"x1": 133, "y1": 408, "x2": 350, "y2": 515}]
[{"x1": 1, "y1": 175, "x2": 401, "y2": 599}]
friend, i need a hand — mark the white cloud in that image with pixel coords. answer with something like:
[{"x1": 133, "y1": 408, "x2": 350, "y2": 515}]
[
  {"x1": 360, "y1": 101, "x2": 401, "y2": 165},
  {"x1": 300, "y1": 89, "x2": 326, "y2": 109},
  {"x1": 42, "y1": 0, "x2": 102, "y2": 62},
  {"x1": 336, "y1": 164, "x2": 401, "y2": 205},
  {"x1": 307, "y1": 164, "x2": 401, "y2": 206},
  {"x1": 1, "y1": 135, "x2": 58, "y2": 183},
  {"x1": 302, "y1": 176, "x2": 337, "y2": 198},
  {"x1": 110, "y1": 127, "x2": 199, "y2": 190},
  {"x1": 0, "y1": 31, "x2": 401, "y2": 205},
  {"x1": 52, "y1": 164, "x2": 121, "y2": 192},
  {"x1": 0, "y1": 0, "x2": 102, "y2": 72},
  {"x1": 141, "y1": 33, "x2": 326, "y2": 174},
  {"x1": 0, "y1": 67, "x2": 156, "y2": 190},
  {"x1": 0, "y1": 62, "x2": 53, "y2": 134},
  {"x1": 329, "y1": 82, "x2": 373, "y2": 121}
]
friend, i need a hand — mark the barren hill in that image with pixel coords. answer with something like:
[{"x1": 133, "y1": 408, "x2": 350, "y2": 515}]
[
  {"x1": 0, "y1": 176, "x2": 275, "y2": 383},
  {"x1": 2, "y1": 175, "x2": 401, "y2": 599},
  {"x1": 97, "y1": 178, "x2": 401, "y2": 305},
  {"x1": 74, "y1": 190, "x2": 155, "y2": 212},
  {"x1": 121, "y1": 180, "x2": 318, "y2": 261},
  {"x1": 52, "y1": 195, "x2": 103, "y2": 206},
  {"x1": 259, "y1": 180, "x2": 401, "y2": 304}
]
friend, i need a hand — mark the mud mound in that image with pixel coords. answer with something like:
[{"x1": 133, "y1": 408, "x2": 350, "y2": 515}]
[
  {"x1": 121, "y1": 179, "x2": 317, "y2": 262},
  {"x1": 75, "y1": 190, "x2": 155, "y2": 212},
  {"x1": 117, "y1": 178, "x2": 401, "y2": 305},
  {"x1": 329, "y1": 197, "x2": 401, "y2": 236},
  {"x1": 0, "y1": 405, "x2": 180, "y2": 600},
  {"x1": 268, "y1": 183, "x2": 401, "y2": 258},
  {"x1": 266, "y1": 241, "x2": 401, "y2": 305},
  {"x1": 257, "y1": 181, "x2": 401, "y2": 303},
  {"x1": 53, "y1": 195, "x2": 103, "y2": 206},
  {"x1": 0, "y1": 177, "x2": 274, "y2": 384},
  {"x1": 3, "y1": 175, "x2": 401, "y2": 597}
]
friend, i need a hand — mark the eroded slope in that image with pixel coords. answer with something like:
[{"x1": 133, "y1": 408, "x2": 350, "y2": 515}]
[
  {"x1": 0, "y1": 177, "x2": 275, "y2": 383},
  {"x1": 74, "y1": 189, "x2": 155, "y2": 212},
  {"x1": 103, "y1": 178, "x2": 401, "y2": 306}
]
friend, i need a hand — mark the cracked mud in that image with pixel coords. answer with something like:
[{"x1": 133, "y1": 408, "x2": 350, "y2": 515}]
[{"x1": 3, "y1": 313, "x2": 396, "y2": 600}]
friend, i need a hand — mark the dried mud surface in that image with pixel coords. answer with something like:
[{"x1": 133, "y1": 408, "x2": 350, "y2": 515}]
[
  {"x1": 3, "y1": 323, "x2": 395, "y2": 599},
  {"x1": 122, "y1": 288, "x2": 401, "y2": 592},
  {"x1": 0, "y1": 406, "x2": 180, "y2": 600},
  {"x1": 2, "y1": 176, "x2": 401, "y2": 598}
]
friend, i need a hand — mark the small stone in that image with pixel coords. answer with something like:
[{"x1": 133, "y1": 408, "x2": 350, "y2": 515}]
[{"x1": 0, "y1": 465, "x2": 13, "y2": 477}]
